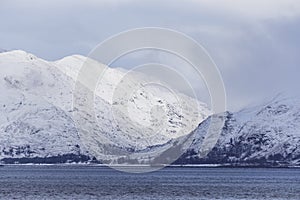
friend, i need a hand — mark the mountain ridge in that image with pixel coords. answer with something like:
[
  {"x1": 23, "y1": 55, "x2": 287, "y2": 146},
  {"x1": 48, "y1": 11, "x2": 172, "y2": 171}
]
[
  {"x1": 175, "y1": 94, "x2": 300, "y2": 167},
  {"x1": 0, "y1": 50, "x2": 210, "y2": 164},
  {"x1": 0, "y1": 50, "x2": 299, "y2": 167}
]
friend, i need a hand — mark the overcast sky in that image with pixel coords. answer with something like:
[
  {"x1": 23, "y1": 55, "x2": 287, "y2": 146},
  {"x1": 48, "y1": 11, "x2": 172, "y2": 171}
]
[{"x1": 1, "y1": 0, "x2": 300, "y2": 111}]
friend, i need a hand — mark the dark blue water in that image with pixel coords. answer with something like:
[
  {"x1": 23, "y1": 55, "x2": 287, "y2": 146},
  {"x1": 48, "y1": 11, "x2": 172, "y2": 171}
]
[{"x1": 0, "y1": 165, "x2": 299, "y2": 199}]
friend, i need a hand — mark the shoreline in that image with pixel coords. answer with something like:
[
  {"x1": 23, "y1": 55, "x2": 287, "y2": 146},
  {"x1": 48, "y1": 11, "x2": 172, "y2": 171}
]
[{"x1": 1, "y1": 163, "x2": 299, "y2": 169}]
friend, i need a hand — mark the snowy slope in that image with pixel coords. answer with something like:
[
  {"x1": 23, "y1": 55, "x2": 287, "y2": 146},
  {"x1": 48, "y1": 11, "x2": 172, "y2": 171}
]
[
  {"x1": 0, "y1": 51, "x2": 82, "y2": 160},
  {"x1": 53, "y1": 53, "x2": 211, "y2": 161},
  {"x1": 178, "y1": 94, "x2": 300, "y2": 166},
  {"x1": 0, "y1": 50, "x2": 210, "y2": 162}
]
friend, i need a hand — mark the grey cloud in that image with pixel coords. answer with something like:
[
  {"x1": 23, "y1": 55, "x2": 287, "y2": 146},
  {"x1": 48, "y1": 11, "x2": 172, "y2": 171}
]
[{"x1": 0, "y1": 0, "x2": 300, "y2": 111}]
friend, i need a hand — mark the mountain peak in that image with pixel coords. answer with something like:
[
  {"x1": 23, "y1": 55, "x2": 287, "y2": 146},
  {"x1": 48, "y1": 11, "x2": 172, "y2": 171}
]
[
  {"x1": 54, "y1": 54, "x2": 87, "y2": 63},
  {"x1": 0, "y1": 50, "x2": 39, "y2": 62}
]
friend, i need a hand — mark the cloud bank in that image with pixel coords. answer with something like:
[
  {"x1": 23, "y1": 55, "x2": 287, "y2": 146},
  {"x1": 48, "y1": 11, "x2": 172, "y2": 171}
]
[{"x1": 0, "y1": 0, "x2": 300, "y2": 110}]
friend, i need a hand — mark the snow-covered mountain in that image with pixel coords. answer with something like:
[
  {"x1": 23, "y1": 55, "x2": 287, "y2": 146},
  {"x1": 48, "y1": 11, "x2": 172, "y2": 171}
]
[
  {"x1": 0, "y1": 50, "x2": 299, "y2": 167},
  {"x1": 0, "y1": 50, "x2": 210, "y2": 163},
  {"x1": 177, "y1": 94, "x2": 300, "y2": 166},
  {"x1": 0, "y1": 51, "x2": 82, "y2": 161}
]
